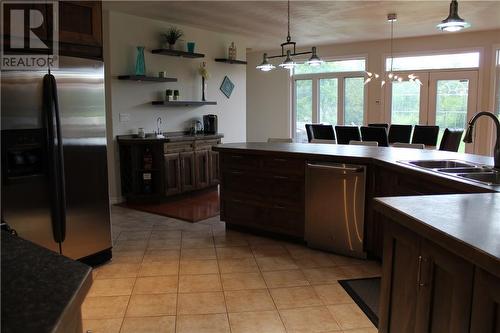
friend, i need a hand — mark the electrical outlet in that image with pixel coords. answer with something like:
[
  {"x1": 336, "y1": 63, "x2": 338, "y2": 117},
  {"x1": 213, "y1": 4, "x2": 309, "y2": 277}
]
[{"x1": 119, "y1": 113, "x2": 130, "y2": 122}]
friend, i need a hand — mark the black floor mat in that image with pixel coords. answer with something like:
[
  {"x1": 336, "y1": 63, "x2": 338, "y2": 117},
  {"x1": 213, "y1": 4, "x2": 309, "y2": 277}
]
[{"x1": 339, "y1": 277, "x2": 381, "y2": 327}]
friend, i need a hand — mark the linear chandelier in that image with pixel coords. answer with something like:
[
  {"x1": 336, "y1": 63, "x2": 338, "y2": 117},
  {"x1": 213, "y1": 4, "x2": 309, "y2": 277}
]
[
  {"x1": 364, "y1": 13, "x2": 421, "y2": 87},
  {"x1": 256, "y1": 0, "x2": 323, "y2": 71}
]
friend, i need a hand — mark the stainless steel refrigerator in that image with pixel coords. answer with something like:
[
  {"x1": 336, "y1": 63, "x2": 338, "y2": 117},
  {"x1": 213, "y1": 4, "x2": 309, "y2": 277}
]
[{"x1": 1, "y1": 56, "x2": 112, "y2": 265}]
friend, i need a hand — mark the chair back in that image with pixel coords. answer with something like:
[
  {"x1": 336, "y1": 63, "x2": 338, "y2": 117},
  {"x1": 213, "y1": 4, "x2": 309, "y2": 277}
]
[
  {"x1": 335, "y1": 126, "x2": 361, "y2": 145},
  {"x1": 412, "y1": 125, "x2": 440, "y2": 146},
  {"x1": 310, "y1": 139, "x2": 336, "y2": 144},
  {"x1": 439, "y1": 128, "x2": 464, "y2": 152},
  {"x1": 309, "y1": 124, "x2": 336, "y2": 141},
  {"x1": 388, "y1": 124, "x2": 413, "y2": 144},
  {"x1": 349, "y1": 140, "x2": 378, "y2": 147},
  {"x1": 360, "y1": 126, "x2": 389, "y2": 147},
  {"x1": 392, "y1": 142, "x2": 425, "y2": 149},
  {"x1": 268, "y1": 138, "x2": 293, "y2": 143},
  {"x1": 368, "y1": 123, "x2": 389, "y2": 129},
  {"x1": 305, "y1": 124, "x2": 314, "y2": 142}
]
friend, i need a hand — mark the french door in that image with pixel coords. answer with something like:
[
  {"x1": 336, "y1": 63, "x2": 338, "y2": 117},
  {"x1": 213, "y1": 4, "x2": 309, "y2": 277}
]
[{"x1": 386, "y1": 70, "x2": 478, "y2": 152}]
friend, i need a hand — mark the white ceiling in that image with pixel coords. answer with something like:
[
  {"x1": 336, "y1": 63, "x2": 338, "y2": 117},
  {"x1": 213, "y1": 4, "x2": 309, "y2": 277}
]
[{"x1": 105, "y1": 1, "x2": 500, "y2": 51}]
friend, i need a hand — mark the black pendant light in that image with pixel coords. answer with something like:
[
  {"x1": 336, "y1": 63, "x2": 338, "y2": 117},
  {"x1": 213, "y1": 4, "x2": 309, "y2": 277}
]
[{"x1": 437, "y1": 0, "x2": 471, "y2": 32}]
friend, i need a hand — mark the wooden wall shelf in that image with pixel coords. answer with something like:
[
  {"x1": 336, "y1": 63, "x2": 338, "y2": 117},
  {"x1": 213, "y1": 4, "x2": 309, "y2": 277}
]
[
  {"x1": 151, "y1": 49, "x2": 205, "y2": 58},
  {"x1": 215, "y1": 58, "x2": 247, "y2": 65},
  {"x1": 118, "y1": 75, "x2": 177, "y2": 82},
  {"x1": 152, "y1": 101, "x2": 217, "y2": 107}
]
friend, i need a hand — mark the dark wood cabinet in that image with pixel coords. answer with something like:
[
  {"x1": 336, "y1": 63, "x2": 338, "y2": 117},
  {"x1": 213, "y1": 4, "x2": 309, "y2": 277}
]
[
  {"x1": 209, "y1": 151, "x2": 220, "y2": 185},
  {"x1": 380, "y1": 222, "x2": 474, "y2": 333},
  {"x1": 180, "y1": 151, "x2": 196, "y2": 192},
  {"x1": 195, "y1": 150, "x2": 210, "y2": 189},
  {"x1": 164, "y1": 153, "x2": 181, "y2": 195},
  {"x1": 470, "y1": 268, "x2": 500, "y2": 333}
]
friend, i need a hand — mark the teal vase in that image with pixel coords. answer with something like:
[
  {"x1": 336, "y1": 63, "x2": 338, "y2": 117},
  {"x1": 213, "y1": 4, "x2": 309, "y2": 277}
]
[{"x1": 135, "y1": 46, "x2": 146, "y2": 76}]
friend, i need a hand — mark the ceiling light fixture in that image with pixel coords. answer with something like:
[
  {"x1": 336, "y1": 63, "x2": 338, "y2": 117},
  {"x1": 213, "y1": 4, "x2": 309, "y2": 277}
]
[
  {"x1": 437, "y1": 0, "x2": 470, "y2": 32},
  {"x1": 364, "y1": 13, "x2": 421, "y2": 87},
  {"x1": 256, "y1": 0, "x2": 323, "y2": 72}
]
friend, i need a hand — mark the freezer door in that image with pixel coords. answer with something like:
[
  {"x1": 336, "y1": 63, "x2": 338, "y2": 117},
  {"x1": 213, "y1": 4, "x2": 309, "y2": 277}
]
[
  {"x1": 1, "y1": 70, "x2": 61, "y2": 253},
  {"x1": 53, "y1": 56, "x2": 112, "y2": 259}
]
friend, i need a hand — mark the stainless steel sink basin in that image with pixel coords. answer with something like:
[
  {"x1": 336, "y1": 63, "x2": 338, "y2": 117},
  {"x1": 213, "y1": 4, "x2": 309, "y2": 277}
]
[
  {"x1": 436, "y1": 167, "x2": 482, "y2": 174},
  {"x1": 457, "y1": 171, "x2": 500, "y2": 185},
  {"x1": 405, "y1": 160, "x2": 477, "y2": 169}
]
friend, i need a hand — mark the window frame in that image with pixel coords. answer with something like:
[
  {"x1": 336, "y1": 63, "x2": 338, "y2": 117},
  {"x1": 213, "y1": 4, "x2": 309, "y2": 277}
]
[
  {"x1": 291, "y1": 57, "x2": 367, "y2": 141},
  {"x1": 385, "y1": 51, "x2": 481, "y2": 72}
]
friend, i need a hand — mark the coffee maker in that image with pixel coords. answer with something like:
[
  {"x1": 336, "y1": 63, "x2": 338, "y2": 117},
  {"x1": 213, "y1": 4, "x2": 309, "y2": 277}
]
[{"x1": 203, "y1": 114, "x2": 218, "y2": 134}]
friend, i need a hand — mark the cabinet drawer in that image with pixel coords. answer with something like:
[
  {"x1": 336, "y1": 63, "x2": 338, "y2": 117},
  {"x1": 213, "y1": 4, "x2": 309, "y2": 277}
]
[
  {"x1": 262, "y1": 157, "x2": 305, "y2": 176},
  {"x1": 222, "y1": 154, "x2": 261, "y2": 170},
  {"x1": 224, "y1": 199, "x2": 266, "y2": 227},
  {"x1": 223, "y1": 170, "x2": 269, "y2": 198},
  {"x1": 270, "y1": 177, "x2": 304, "y2": 205},
  {"x1": 164, "y1": 142, "x2": 193, "y2": 153},
  {"x1": 194, "y1": 139, "x2": 220, "y2": 150},
  {"x1": 268, "y1": 206, "x2": 304, "y2": 236}
]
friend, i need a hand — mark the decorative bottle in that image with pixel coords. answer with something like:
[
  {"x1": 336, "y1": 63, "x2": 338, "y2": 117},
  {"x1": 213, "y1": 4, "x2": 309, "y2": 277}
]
[
  {"x1": 135, "y1": 46, "x2": 146, "y2": 76},
  {"x1": 228, "y1": 42, "x2": 237, "y2": 60}
]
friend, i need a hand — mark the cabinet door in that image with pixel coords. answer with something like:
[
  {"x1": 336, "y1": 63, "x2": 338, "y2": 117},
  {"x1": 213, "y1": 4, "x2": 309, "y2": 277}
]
[
  {"x1": 415, "y1": 240, "x2": 474, "y2": 333},
  {"x1": 164, "y1": 153, "x2": 181, "y2": 196},
  {"x1": 195, "y1": 150, "x2": 210, "y2": 189},
  {"x1": 59, "y1": 1, "x2": 102, "y2": 46},
  {"x1": 209, "y1": 150, "x2": 220, "y2": 185},
  {"x1": 180, "y1": 151, "x2": 196, "y2": 192},
  {"x1": 379, "y1": 222, "x2": 420, "y2": 333},
  {"x1": 470, "y1": 268, "x2": 500, "y2": 333}
]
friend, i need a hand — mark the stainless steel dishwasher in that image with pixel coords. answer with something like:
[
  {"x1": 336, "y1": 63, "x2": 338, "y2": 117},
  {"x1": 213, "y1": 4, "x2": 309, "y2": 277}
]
[{"x1": 305, "y1": 162, "x2": 367, "y2": 259}]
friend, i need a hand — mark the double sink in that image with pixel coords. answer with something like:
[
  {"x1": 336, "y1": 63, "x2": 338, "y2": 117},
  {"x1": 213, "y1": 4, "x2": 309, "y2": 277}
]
[{"x1": 400, "y1": 160, "x2": 500, "y2": 186}]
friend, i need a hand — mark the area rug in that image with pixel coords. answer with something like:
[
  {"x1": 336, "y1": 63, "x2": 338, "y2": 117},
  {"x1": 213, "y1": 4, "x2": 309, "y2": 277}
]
[
  {"x1": 119, "y1": 188, "x2": 220, "y2": 223},
  {"x1": 339, "y1": 277, "x2": 381, "y2": 327}
]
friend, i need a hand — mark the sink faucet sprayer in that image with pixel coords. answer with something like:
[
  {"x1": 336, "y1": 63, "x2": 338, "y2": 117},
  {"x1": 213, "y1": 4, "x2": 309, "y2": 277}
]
[{"x1": 463, "y1": 111, "x2": 500, "y2": 169}]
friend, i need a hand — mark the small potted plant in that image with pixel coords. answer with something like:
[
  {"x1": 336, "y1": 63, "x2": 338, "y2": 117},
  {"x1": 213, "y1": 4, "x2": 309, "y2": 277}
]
[
  {"x1": 162, "y1": 27, "x2": 183, "y2": 50},
  {"x1": 165, "y1": 89, "x2": 173, "y2": 101}
]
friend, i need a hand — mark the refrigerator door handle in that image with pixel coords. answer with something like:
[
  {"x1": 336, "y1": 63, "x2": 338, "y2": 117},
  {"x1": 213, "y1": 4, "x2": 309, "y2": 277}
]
[{"x1": 43, "y1": 73, "x2": 67, "y2": 245}]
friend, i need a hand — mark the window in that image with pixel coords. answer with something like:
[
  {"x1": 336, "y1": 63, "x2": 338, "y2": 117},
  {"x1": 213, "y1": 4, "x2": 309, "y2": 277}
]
[
  {"x1": 386, "y1": 52, "x2": 480, "y2": 71},
  {"x1": 293, "y1": 59, "x2": 366, "y2": 142},
  {"x1": 294, "y1": 59, "x2": 365, "y2": 75}
]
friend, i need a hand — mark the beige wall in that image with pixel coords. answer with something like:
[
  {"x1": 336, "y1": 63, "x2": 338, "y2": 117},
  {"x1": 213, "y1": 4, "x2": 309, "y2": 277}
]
[
  {"x1": 247, "y1": 29, "x2": 500, "y2": 155},
  {"x1": 104, "y1": 11, "x2": 249, "y2": 203}
]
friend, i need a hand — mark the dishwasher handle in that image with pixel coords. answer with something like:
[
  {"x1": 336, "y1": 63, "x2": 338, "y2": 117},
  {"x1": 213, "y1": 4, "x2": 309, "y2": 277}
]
[{"x1": 306, "y1": 163, "x2": 364, "y2": 173}]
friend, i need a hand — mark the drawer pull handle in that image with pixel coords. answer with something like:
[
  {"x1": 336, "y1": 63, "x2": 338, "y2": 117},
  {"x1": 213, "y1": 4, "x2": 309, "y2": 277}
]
[
  {"x1": 231, "y1": 155, "x2": 243, "y2": 159},
  {"x1": 274, "y1": 204, "x2": 286, "y2": 209},
  {"x1": 273, "y1": 175, "x2": 289, "y2": 180},
  {"x1": 231, "y1": 171, "x2": 244, "y2": 175},
  {"x1": 417, "y1": 255, "x2": 427, "y2": 288}
]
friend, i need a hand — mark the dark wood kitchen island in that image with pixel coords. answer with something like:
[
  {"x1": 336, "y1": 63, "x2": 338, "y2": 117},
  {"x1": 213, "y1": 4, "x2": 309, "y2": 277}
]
[{"x1": 213, "y1": 142, "x2": 499, "y2": 258}]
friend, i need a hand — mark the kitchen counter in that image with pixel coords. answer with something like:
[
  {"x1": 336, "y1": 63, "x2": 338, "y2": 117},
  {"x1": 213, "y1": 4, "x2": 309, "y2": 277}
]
[
  {"x1": 117, "y1": 132, "x2": 223, "y2": 143},
  {"x1": 213, "y1": 142, "x2": 499, "y2": 192},
  {"x1": 374, "y1": 193, "x2": 500, "y2": 278},
  {"x1": 1, "y1": 232, "x2": 92, "y2": 333}
]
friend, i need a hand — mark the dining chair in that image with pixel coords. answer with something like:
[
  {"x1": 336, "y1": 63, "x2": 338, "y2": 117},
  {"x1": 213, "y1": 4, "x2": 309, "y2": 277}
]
[
  {"x1": 335, "y1": 126, "x2": 361, "y2": 145},
  {"x1": 392, "y1": 142, "x2": 425, "y2": 149},
  {"x1": 388, "y1": 124, "x2": 413, "y2": 144},
  {"x1": 311, "y1": 139, "x2": 336, "y2": 144},
  {"x1": 360, "y1": 126, "x2": 389, "y2": 147},
  {"x1": 349, "y1": 140, "x2": 378, "y2": 147},
  {"x1": 268, "y1": 138, "x2": 293, "y2": 143},
  {"x1": 309, "y1": 124, "x2": 336, "y2": 142},
  {"x1": 305, "y1": 124, "x2": 314, "y2": 142},
  {"x1": 368, "y1": 123, "x2": 389, "y2": 129},
  {"x1": 438, "y1": 128, "x2": 464, "y2": 152},
  {"x1": 412, "y1": 125, "x2": 440, "y2": 146}
]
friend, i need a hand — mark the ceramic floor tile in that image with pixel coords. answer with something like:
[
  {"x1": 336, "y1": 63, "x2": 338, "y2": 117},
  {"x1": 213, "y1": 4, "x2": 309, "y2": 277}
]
[
  {"x1": 328, "y1": 304, "x2": 374, "y2": 330},
  {"x1": 224, "y1": 289, "x2": 276, "y2": 313},
  {"x1": 330, "y1": 254, "x2": 367, "y2": 266},
  {"x1": 313, "y1": 283, "x2": 353, "y2": 305},
  {"x1": 125, "y1": 293, "x2": 177, "y2": 317},
  {"x1": 182, "y1": 230, "x2": 214, "y2": 239},
  {"x1": 176, "y1": 314, "x2": 230, "y2": 333},
  {"x1": 340, "y1": 263, "x2": 382, "y2": 279},
  {"x1": 147, "y1": 238, "x2": 182, "y2": 250},
  {"x1": 256, "y1": 256, "x2": 299, "y2": 271},
  {"x1": 216, "y1": 246, "x2": 253, "y2": 259},
  {"x1": 120, "y1": 316, "x2": 175, "y2": 333},
  {"x1": 279, "y1": 306, "x2": 341, "y2": 333},
  {"x1": 142, "y1": 249, "x2": 180, "y2": 263},
  {"x1": 117, "y1": 231, "x2": 151, "y2": 241},
  {"x1": 270, "y1": 286, "x2": 324, "y2": 309},
  {"x1": 82, "y1": 296, "x2": 130, "y2": 319},
  {"x1": 132, "y1": 276, "x2": 178, "y2": 294},
  {"x1": 228, "y1": 310, "x2": 286, "y2": 333},
  {"x1": 179, "y1": 259, "x2": 219, "y2": 275},
  {"x1": 293, "y1": 253, "x2": 337, "y2": 269},
  {"x1": 139, "y1": 261, "x2": 179, "y2": 277},
  {"x1": 221, "y1": 272, "x2": 267, "y2": 291},
  {"x1": 95, "y1": 263, "x2": 141, "y2": 279},
  {"x1": 218, "y1": 258, "x2": 259, "y2": 274},
  {"x1": 262, "y1": 270, "x2": 310, "y2": 288},
  {"x1": 181, "y1": 248, "x2": 217, "y2": 260},
  {"x1": 82, "y1": 318, "x2": 123, "y2": 333},
  {"x1": 302, "y1": 267, "x2": 347, "y2": 285},
  {"x1": 87, "y1": 278, "x2": 135, "y2": 297},
  {"x1": 339, "y1": 328, "x2": 378, "y2": 333},
  {"x1": 214, "y1": 236, "x2": 248, "y2": 247},
  {"x1": 179, "y1": 274, "x2": 222, "y2": 293},
  {"x1": 150, "y1": 230, "x2": 182, "y2": 240},
  {"x1": 113, "y1": 239, "x2": 148, "y2": 250},
  {"x1": 177, "y1": 292, "x2": 227, "y2": 315},
  {"x1": 252, "y1": 244, "x2": 289, "y2": 258},
  {"x1": 181, "y1": 237, "x2": 215, "y2": 249}
]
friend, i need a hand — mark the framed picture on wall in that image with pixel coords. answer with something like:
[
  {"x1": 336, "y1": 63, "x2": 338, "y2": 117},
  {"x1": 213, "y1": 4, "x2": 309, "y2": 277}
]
[{"x1": 220, "y1": 76, "x2": 235, "y2": 98}]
